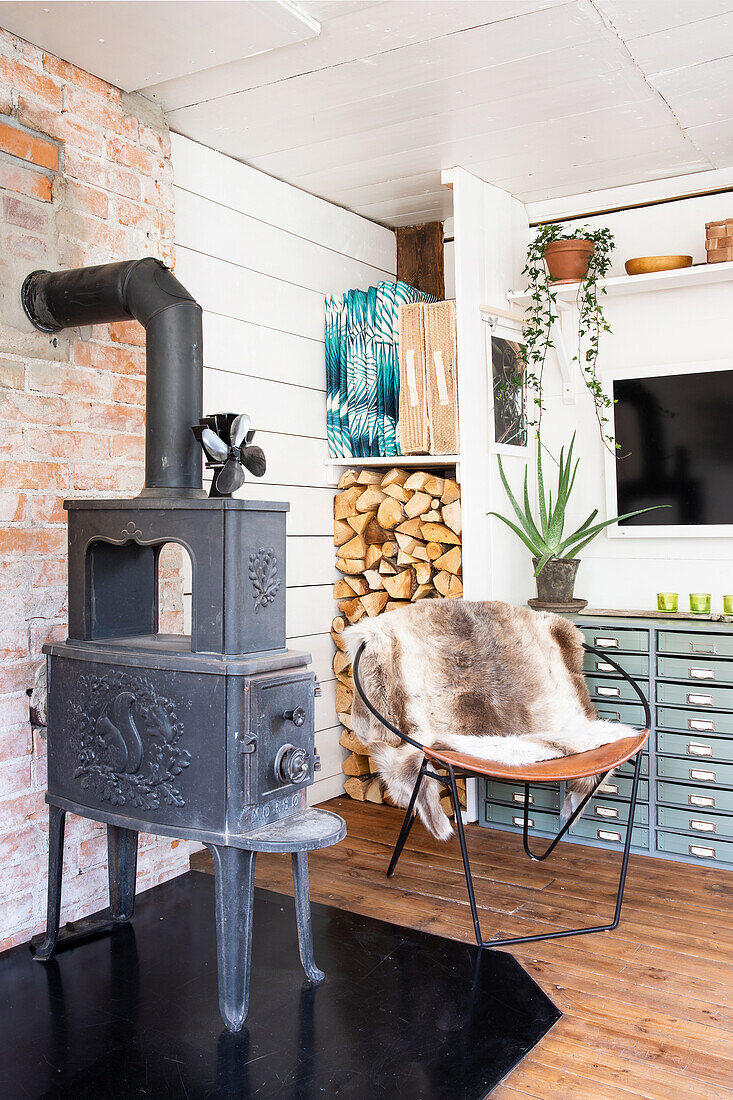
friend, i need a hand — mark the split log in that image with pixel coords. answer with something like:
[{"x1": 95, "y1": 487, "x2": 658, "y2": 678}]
[
  {"x1": 365, "y1": 543, "x2": 383, "y2": 569},
  {"x1": 441, "y1": 478, "x2": 460, "y2": 505},
  {"x1": 356, "y1": 469, "x2": 384, "y2": 485},
  {"x1": 361, "y1": 591, "x2": 389, "y2": 617},
  {"x1": 334, "y1": 486, "x2": 362, "y2": 519},
  {"x1": 364, "y1": 516, "x2": 393, "y2": 544},
  {"x1": 404, "y1": 472, "x2": 444, "y2": 497},
  {"x1": 343, "y1": 575, "x2": 369, "y2": 596},
  {"x1": 343, "y1": 752, "x2": 371, "y2": 776},
  {"x1": 337, "y1": 469, "x2": 359, "y2": 490},
  {"x1": 376, "y1": 497, "x2": 403, "y2": 529},
  {"x1": 347, "y1": 511, "x2": 375, "y2": 535},
  {"x1": 383, "y1": 482, "x2": 409, "y2": 503},
  {"x1": 379, "y1": 559, "x2": 397, "y2": 575},
  {"x1": 381, "y1": 468, "x2": 408, "y2": 488},
  {"x1": 331, "y1": 616, "x2": 347, "y2": 651},
  {"x1": 363, "y1": 569, "x2": 385, "y2": 590},
  {"x1": 422, "y1": 509, "x2": 441, "y2": 522},
  {"x1": 333, "y1": 651, "x2": 352, "y2": 678},
  {"x1": 397, "y1": 550, "x2": 419, "y2": 567},
  {"x1": 396, "y1": 517, "x2": 424, "y2": 538},
  {"x1": 344, "y1": 776, "x2": 371, "y2": 800},
  {"x1": 365, "y1": 778, "x2": 384, "y2": 804},
  {"x1": 404, "y1": 491, "x2": 431, "y2": 518},
  {"x1": 433, "y1": 545, "x2": 462, "y2": 575},
  {"x1": 412, "y1": 583, "x2": 434, "y2": 601},
  {"x1": 356, "y1": 486, "x2": 387, "y2": 513},
  {"x1": 382, "y1": 569, "x2": 415, "y2": 601},
  {"x1": 336, "y1": 682, "x2": 354, "y2": 714},
  {"x1": 338, "y1": 597, "x2": 365, "y2": 623},
  {"x1": 339, "y1": 728, "x2": 369, "y2": 753},
  {"x1": 420, "y1": 521, "x2": 461, "y2": 546},
  {"x1": 334, "y1": 579, "x2": 356, "y2": 600},
  {"x1": 386, "y1": 600, "x2": 411, "y2": 613},
  {"x1": 442, "y1": 499, "x2": 462, "y2": 535},
  {"x1": 334, "y1": 519, "x2": 354, "y2": 547},
  {"x1": 340, "y1": 533, "x2": 367, "y2": 559},
  {"x1": 336, "y1": 557, "x2": 367, "y2": 575},
  {"x1": 414, "y1": 561, "x2": 432, "y2": 585},
  {"x1": 434, "y1": 571, "x2": 463, "y2": 598}
]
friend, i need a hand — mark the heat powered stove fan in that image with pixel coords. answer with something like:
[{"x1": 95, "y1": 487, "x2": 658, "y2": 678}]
[{"x1": 22, "y1": 259, "x2": 345, "y2": 1032}]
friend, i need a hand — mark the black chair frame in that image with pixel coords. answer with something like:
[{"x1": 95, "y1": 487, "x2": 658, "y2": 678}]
[{"x1": 352, "y1": 641, "x2": 651, "y2": 948}]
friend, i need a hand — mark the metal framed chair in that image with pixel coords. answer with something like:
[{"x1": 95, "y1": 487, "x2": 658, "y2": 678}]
[{"x1": 352, "y1": 641, "x2": 650, "y2": 948}]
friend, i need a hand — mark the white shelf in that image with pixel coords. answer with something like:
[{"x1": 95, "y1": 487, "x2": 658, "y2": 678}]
[
  {"x1": 324, "y1": 454, "x2": 460, "y2": 469},
  {"x1": 507, "y1": 259, "x2": 733, "y2": 307}
]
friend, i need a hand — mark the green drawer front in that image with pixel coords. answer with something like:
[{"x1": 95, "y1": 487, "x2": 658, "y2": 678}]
[
  {"x1": 657, "y1": 730, "x2": 733, "y2": 763},
  {"x1": 657, "y1": 654, "x2": 733, "y2": 686},
  {"x1": 485, "y1": 803, "x2": 559, "y2": 832},
  {"x1": 657, "y1": 830, "x2": 733, "y2": 864},
  {"x1": 656, "y1": 680, "x2": 733, "y2": 711},
  {"x1": 657, "y1": 804, "x2": 733, "y2": 840},
  {"x1": 583, "y1": 651, "x2": 649, "y2": 678},
  {"x1": 586, "y1": 674, "x2": 647, "y2": 705},
  {"x1": 572, "y1": 818, "x2": 648, "y2": 848},
  {"x1": 657, "y1": 755, "x2": 733, "y2": 787},
  {"x1": 618, "y1": 755, "x2": 649, "y2": 778},
  {"x1": 657, "y1": 706, "x2": 733, "y2": 737},
  {"x1": 580, "y1": 625, "x2": 648, "y2": 653},
  {"x1": 485, "y1": 781, "x2": 560, "y2": 811},
  {"x1": 598, "y1": 775, "x2": 649, "y2": 801},
  {"x1": 657, "y1": 780, "x2": 733, "y2": 813},
  {"x1": 583, "y1": 795, "x2": 649, "y2": 827},
  {"x1": 658, "y1": 631, "x2": 733, "y2": 658},
  {"x1": 593, "y1": 701, "x2": 647, "y2": 727}
]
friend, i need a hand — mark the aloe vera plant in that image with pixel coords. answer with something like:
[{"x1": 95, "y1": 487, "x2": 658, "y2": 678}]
[{"x1": 489, "y1": 434, "x2": 660, "y2": 577}]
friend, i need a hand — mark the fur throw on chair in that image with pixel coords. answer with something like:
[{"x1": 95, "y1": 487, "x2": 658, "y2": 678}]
[{"x1": 344, "y1": 600, "x2": 638, "y2": 841}]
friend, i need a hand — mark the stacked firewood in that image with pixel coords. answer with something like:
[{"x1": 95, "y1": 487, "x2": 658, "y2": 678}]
[{"x1": 331, "y1": 466, "x2": 466, "y2": 815}]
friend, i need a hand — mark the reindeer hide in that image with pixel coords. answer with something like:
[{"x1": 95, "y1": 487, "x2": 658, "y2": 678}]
[{"x1": 344, "y1": 600, "x2": 637, "y2": 840}]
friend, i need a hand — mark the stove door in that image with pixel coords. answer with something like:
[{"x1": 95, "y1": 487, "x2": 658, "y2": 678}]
[{"x1": 251, "y1": 670, "x2": 315, "y2": 800}]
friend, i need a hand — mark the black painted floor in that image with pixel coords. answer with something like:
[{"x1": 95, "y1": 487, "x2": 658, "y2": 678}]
[{"x1": 0, "y1": 871, "x2": 559, "y2": 1099}]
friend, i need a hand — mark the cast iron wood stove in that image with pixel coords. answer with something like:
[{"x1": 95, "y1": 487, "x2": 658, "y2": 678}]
[{"x1": 22, "y1": 259, "x2": 345, "y2": 1032}]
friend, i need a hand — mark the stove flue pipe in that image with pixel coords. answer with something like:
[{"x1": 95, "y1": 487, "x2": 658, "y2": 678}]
[{"x1": 22, "y1": 258, "x2": 204, "y2": 498}]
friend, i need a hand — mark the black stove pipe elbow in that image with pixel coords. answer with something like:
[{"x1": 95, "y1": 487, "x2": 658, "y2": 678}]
[{"x1": 22, "y1": 258, "x2": 204, "y2": 498}]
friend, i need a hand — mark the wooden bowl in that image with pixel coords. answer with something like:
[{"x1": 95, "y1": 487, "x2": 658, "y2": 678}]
[{"x1": 624, "y1": 255, "x2": 693, "y2": 276}]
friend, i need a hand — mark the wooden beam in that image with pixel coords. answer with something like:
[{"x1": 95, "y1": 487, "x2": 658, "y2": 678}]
[{"x1": 395, "y1": 222, "x2": 445, "y2": 299}]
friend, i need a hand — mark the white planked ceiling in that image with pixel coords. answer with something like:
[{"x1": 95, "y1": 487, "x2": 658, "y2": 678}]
[{"x1": 1, "y1": 0, "x2": 730, "y2": 225}]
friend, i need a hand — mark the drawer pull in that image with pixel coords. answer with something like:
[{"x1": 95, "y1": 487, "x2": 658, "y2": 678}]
[
  {"x1": 690, "y1": 768, "x2": 716, "y2": 782},
  {"x1": 689, "y1": 794, "x2": 715, "y2": 808},
  {"x1": 596, "y1": 661, "x2": 616, "y2": 672},
  {"x1": 598, "y1": 829, "x2": 622, "y2": 842},
  {"x1": 598, "y1": 709, "x2": 621, "y2": 721},
  {"x1": 594, "y1": 637, "x2": 619, "y2": 648},
  {"x1": 689, "y1": 844, "x2": 716, "y2": 858},
  {"x1": 689, "y1": 718, "x2": 715, "y2": 732},
  {"x1": 690, "y1": 819, "x2": 715, "y2": 833},
  {"x1": 690, "y1": 641, "x2": 718, "y2": 655},
  {"x1": 514, "y1": 815, "x2": 532, "y2": 828},
  {"x1": 687, "y1": 692, "x2": 714, "y2": 706},
  {"x1": 595, "y1": 805, "x2": 619, "y2": 819},
  {"x1": 687, "y1": 742, "x2": 714, "y2": 757},
  {"x1": 596, "y1": 685, "x2": 620, "y2": 698},
  {"x1": 599, "y1": 782, "x2": 619, "y2": 795},
  {"x1": 513, "y1": 792, "x2": 533, "y2": 805},
  {"x1": 689, "y1": 666, "x2": 715, "y2": 680}
]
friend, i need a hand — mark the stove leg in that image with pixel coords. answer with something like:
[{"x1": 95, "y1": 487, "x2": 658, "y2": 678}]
[
  {"x1": 33, "y1": 804, "x2": 66, "y2": 962},
  {"x1": 107, "y1": 825, "x2": 138, "y2": 922},
  {"x1": 291, "y1": 851, "x2": 324, "y2": 984},
  {"x1": 207, "y1": 844, "x2": 256, "y2": 1033}
]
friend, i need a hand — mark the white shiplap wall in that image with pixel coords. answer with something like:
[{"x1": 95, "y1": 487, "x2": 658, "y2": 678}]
[{"x1": 171, "y1": 133, "x2": 396, "y2": 802}]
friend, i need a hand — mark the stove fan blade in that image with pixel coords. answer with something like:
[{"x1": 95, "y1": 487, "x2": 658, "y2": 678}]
[{"x1": 216, "y1": 457, "x2": 246, "y2": 496}]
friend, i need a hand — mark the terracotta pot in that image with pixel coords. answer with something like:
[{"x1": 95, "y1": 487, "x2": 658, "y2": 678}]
[
  {"x1": 543, "y1": 239, "x2": 595, "y2": 283},
  {"x1": 532, "y1": 557, "x2": 579, "y2": 604}
]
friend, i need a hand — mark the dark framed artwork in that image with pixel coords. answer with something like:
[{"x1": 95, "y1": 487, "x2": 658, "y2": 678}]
[{"x1": 486, "y1": 315, "x2": 529, "y2": 452}]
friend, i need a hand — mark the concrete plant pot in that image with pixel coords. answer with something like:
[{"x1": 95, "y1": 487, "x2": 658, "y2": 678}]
[{"x1": 528, "y1": 557, "x2": 587, "y2": 613}]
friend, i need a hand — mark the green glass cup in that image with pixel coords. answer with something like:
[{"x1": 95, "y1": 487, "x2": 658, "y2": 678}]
[
  {"x1": 657, "y1": 592, "x2": 678, "y2": 613},
  {"x1": 690, "y1": 593, "x2": 711, "y2": 615},
  {"x1": 724, "y1": 595, "x2": 733, "y2": 617}
]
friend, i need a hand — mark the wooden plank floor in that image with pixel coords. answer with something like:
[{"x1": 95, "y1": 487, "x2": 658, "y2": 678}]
[{"x1": 192, "y1": 797, "x2": 733, "y2": 1099}]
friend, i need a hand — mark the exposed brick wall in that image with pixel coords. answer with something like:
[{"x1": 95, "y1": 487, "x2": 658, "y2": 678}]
[{"x1": 0, "y1": 28, "x2": 190, "y2": 951}]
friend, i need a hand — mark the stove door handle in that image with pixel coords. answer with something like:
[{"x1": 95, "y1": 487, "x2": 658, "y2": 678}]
[{"x1": 283, "y1": 706, "x2": 306, "y2": 727}]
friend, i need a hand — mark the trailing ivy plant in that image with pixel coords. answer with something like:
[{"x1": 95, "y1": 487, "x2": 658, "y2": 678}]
[{"x1": 521, "y1": 222, "x2": 616, "y2": 449}]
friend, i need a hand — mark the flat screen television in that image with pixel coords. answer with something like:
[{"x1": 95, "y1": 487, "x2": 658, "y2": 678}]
[{"x1": 604, "y1": 362, "x2": 733, "y2": 537}]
